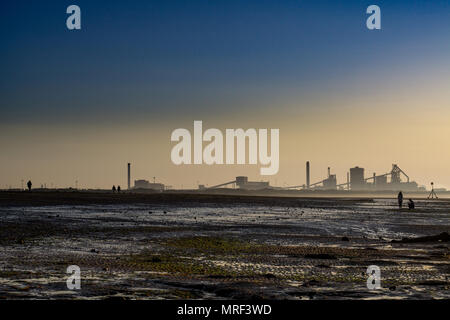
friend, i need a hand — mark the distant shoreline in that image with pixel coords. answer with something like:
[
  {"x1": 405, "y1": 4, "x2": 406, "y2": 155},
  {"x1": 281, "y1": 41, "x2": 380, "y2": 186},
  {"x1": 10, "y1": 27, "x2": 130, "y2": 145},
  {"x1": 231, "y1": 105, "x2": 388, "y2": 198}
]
[{"x1": 0, "y1": 189, "x2": 447, "y2": 207}]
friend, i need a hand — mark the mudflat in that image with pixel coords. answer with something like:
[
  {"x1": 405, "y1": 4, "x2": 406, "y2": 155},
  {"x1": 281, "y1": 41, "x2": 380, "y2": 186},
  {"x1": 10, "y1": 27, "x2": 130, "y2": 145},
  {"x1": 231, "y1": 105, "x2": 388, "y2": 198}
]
[
  {"x1": 0, "y1": 190, "x2": 373, "y2": 207},
  {"x1": 0, "y1": 192, "x2": 448, "y2": 299}
]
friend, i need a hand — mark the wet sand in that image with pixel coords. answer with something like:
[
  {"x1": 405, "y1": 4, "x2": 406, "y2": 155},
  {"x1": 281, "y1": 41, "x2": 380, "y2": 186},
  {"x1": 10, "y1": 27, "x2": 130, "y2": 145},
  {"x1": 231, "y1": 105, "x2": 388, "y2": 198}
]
[
  {"x1": 0, "y1": 192, "x2": 448, "y2": 300},
  {"x1": 0, "y1": 190, "x2": 375, "y2": 207}
]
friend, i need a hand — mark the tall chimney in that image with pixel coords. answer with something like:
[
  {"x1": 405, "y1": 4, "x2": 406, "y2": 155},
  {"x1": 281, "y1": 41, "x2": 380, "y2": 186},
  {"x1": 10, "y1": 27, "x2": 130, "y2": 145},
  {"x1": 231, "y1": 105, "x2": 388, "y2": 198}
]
[
  {"x1": 127, "y1": 163, "x2": 131, "y2": 190},
  {"x1": 347, "y1": 172, "x2": 350, "y2": 190},
  {"x1": 306, "y1": 161, "x2": 310, "y2": 189},
  {"x1": 328, "y1": 167, "x2": 331, "y2": 178}
]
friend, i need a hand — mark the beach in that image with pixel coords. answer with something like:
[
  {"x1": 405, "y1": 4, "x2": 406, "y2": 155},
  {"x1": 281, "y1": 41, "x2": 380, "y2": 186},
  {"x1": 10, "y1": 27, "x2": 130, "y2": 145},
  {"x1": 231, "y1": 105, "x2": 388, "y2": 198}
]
[{"x1": 0, "y1": 192, "x2": 448, "y2": 299}]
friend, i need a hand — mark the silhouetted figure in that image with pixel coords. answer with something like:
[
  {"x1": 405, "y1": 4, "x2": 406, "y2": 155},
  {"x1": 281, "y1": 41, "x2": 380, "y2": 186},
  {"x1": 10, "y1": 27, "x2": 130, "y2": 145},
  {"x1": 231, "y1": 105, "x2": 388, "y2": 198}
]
[
  {"x1": 27, "y1": 180, "x2": 32, "y2": 191},
  {"x1": 397, "y1": 191, "x2": 403, "y2": 209},
  {"x1": 117, "y1": 186, "x2": 121, "y2": 193},
  {"x1": 408, "y1": 199, "x2": 415, "y2": 210},
  {"x1": 112, "y1": 185, "x2": 116, "y2": 193}
]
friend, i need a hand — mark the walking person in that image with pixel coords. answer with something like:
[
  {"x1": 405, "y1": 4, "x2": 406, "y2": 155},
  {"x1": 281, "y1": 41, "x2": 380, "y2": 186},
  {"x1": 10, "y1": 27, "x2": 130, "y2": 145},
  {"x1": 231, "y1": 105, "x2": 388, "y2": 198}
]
[{"x1": 397, "y1": 191, "x2": 403, "y2": 209}]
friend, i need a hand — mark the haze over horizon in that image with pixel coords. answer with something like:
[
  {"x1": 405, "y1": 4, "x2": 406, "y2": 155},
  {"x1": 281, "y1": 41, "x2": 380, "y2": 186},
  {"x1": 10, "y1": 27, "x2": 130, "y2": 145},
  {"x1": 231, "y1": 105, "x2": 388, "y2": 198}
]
[{"x1": 1, "y1": 0, "x2": 450, "y2": 190}]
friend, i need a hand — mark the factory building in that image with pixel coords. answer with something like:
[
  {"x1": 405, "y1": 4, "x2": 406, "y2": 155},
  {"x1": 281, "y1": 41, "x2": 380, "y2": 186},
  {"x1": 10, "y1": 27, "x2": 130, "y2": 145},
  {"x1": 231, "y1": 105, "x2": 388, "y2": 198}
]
[
  {"x1": 204, "y1": 176, "x2": 271, "y2": 190},
  {"x1": 322, "y1": 175, "x2": 337, "y2": 190},
  {"x1": 134, "y1": 179, "x2": 165, "y2": 191},
  {"x1": 350, "y1": 166, "x2": 365, "y2": 190},
  {"x1": 319, "y1": 167, "x2": 336, "y2": 190},
  {"x1": 293, "y1": 162, "x2": 424, "y2": 192},
  {"x1": 235, "y1": 176, "x2": 270, "y2": 190},
  {"x1": 374, "y1": 175, "x2": 387, "y2": 187},
  {"x1": 347, "y1": 164, "x2": 424, "y2": 191},
  {"x1": 126, "y1": 163, "x2": 165, "y2": 191}
]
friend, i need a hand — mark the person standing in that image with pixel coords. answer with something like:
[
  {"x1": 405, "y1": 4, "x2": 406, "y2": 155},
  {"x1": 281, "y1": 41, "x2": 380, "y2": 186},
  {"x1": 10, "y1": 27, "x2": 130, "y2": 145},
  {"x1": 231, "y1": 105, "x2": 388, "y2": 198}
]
[
  {"x1": 397, "y1": 191, "x2": 403, "y2": 209},
  {"x1": 27, "y1": 180, "x2": 32, "y2": 191}
]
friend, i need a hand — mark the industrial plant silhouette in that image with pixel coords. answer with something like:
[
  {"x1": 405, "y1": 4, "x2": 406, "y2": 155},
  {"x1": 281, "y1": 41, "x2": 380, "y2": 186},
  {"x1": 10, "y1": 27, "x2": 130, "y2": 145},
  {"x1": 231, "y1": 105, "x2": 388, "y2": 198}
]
[{"x1": 127, "y1": 162, "x2": 426, "y2": 192}]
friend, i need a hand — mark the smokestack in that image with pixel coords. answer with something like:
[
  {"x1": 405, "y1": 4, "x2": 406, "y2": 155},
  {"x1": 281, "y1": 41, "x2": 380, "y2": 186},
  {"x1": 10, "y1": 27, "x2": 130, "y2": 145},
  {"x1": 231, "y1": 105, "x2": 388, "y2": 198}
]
[
  {"x1": 347, "y1": 172, "x2": 350, "y2": 190},
  {"x1": 306, "y1": 161, "x2": 310, "y2": 189},
  {"x1": 328, "y1": 167, "x2": 331, "y2": 178},
  {"x1": 127, "y1": 163, "x2": 131, "y2": 190}
]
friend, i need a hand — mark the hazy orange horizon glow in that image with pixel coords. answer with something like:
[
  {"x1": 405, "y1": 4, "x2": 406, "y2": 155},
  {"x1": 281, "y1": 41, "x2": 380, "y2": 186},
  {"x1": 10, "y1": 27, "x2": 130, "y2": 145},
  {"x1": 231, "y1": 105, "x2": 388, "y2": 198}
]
[{"x1": 2, "y1": 72, "x2": 450, "y2": 191}]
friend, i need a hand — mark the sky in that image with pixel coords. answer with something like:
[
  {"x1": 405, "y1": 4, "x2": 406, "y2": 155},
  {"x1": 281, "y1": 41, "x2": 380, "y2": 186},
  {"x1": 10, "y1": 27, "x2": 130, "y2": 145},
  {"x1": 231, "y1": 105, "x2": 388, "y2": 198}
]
[{"x1": 1, "y1": 0, "x2": 450, "y2": 190}]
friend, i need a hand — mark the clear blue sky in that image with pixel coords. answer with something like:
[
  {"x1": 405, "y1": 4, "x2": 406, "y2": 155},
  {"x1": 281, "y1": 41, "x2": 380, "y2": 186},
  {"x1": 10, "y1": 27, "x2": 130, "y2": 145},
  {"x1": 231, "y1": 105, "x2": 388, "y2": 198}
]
[{"x1": 2, "y1": 0, "x2": 449, "y2": 125}]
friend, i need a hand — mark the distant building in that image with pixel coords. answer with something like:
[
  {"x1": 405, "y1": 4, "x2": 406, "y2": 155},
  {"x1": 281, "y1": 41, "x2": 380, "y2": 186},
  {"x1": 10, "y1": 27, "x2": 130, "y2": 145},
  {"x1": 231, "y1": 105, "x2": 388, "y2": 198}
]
[
  {"x1": 235, "y1": 176, "x2": 270, "y2": 190},
  {"x1": 323, "y1": 174, "x2": 337, "y2": 190},
  {"x1": 374, "y1": 175, "x2": 387, "y2": 187},
  {"x1": 350, "y1": 166, "x2": 365, "y2": 190},
  {"x1": 134, "y1": 179, "x2": 165, "y2": 191}
]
